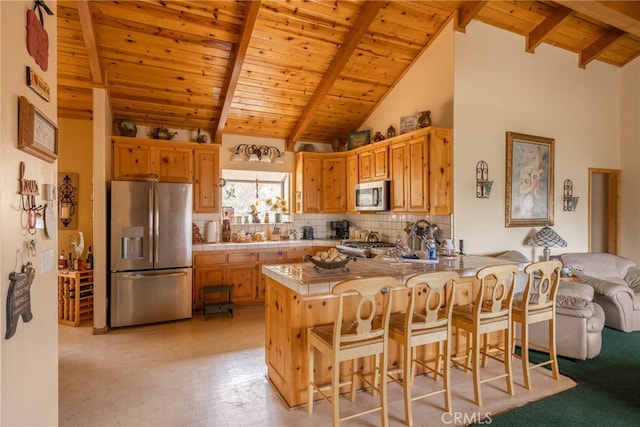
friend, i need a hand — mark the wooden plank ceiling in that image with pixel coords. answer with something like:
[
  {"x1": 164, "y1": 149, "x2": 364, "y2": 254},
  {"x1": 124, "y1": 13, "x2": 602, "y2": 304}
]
[{"x1": 57, "y1": 1, "x2": 640, "y2": 149}]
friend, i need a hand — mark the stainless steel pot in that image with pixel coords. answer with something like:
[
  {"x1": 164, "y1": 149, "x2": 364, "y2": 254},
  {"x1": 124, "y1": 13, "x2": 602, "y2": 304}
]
[{"x1": 365, "y1": 231, "x2": 379, "y2": 242}]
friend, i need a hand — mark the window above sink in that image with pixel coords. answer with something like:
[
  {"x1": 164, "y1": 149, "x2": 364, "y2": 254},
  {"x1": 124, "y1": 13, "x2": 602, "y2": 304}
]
[{"x1": 220, "y1": 169, "x2": 292, "y2": 223}]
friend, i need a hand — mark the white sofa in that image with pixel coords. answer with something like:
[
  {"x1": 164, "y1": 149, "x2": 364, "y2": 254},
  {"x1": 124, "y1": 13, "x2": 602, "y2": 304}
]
[
  {"x1": 527, "y1": 280, "x2": 605, "y2": 360},
  {"x1": 496, "y1": 251, "x2": 605, "y2": 360},
  {"x1": 561, "y1": 253, "x2": 640, "y2": 332}
]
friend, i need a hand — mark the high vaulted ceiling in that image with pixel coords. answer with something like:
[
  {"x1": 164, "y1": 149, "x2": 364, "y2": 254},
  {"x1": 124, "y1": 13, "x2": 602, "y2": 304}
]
[{"x1": 57, "y1": 1, "x2": 640, "y2": 149}]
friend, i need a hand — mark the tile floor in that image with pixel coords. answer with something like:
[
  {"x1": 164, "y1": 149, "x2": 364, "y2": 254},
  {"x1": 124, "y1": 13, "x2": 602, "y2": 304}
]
[{"x1": 59, "y1": 305, "x2": 574, "y2": 427}]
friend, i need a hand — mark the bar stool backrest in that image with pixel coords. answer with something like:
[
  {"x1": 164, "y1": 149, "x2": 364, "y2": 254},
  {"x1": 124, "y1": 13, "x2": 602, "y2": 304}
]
[
  {"x1": 476, "y1": 264, "x2": 519, "y2": 319},
  {"x1": 331, "y1": 276, "x2": 397, "y2": 346},
  {"x1": 404, "y1": 271, "x2": 459, "y2": 331},
  {"x1": 523, "y1": 260, "x2": 563, "y2": 310}
]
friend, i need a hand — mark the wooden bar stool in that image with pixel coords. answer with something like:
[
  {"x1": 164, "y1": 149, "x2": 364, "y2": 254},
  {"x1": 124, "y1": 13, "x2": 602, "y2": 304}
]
[
  {"x1": 202, "y1": 285, "x2": 233, "y2": 319},
  {"x1": 512, "y1": 260, "x2": 562, "y2": 389},
  {"x1": 307, "y1": 276, "x2": 397, "y2": 427},
  {"x1": 451, "y1": 264, "x2": 518, "y2": 406},
  {"x1": 387, "y1": 271, "x2": 459, "y2": 426}
]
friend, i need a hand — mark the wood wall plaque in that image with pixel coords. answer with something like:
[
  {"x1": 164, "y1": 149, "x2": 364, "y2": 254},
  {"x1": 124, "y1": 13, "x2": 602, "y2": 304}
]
[
  {"x1": 18, "y1": 95, "x2": 58, "y2": 163},
  {"x1": 5, "y1": 262, "x2": 35, "y2": 339}
]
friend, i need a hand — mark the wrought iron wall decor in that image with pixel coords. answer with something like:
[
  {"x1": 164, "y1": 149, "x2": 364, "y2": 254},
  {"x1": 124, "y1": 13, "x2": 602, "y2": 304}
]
[
  {"x1": 230, "y1": 144, "x2": 285, "y2": 163},
  {"x1": 563, "y1": 179, "x2": 579, "y2": 211},
  {"x1": 475, "y1": 160, "x2": 493, "y2": 198},
  {"x1": 58, "y1": 173, "x2": 78, "y2": 229}
]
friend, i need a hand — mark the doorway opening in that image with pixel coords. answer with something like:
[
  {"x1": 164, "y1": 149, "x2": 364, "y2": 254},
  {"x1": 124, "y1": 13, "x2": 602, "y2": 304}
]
[{"x1": 589, "y1": 168, "x2": 620, "y2": 254}]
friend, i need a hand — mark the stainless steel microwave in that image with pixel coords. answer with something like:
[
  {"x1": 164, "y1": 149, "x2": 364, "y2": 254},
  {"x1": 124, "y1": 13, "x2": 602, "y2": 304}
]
[{"x1": 355, "y1": 180, "x2": 389, "y2": 211}]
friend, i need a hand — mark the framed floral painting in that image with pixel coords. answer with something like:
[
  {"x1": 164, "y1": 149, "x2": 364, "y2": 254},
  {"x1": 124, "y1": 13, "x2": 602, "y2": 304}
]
[{"x1": 505, "y1": 131, "x2": 554, "y2": 227}]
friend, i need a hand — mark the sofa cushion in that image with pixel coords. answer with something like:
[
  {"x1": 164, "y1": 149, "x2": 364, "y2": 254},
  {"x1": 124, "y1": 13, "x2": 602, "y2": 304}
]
[
  {"x1": 561, "y1": 253, "x2": 635, "y2": 279},
  {"x1": 557, "y1": 280, "x2": 594, "y2": 301},
  {"x1": 578, "y1": 274, "x2": 634, "y2": 299}
]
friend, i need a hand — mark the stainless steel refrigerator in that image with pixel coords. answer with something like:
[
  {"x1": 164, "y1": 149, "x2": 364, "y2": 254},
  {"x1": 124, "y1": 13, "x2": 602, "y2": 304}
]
[{"x1": 110, "y1": 180, "x2": 192, "y2": 327}]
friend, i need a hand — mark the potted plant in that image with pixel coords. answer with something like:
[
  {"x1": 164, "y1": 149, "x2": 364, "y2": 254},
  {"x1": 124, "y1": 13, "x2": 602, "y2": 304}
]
[{"x1": 265, "y1": 196, "x2": 288, "y2": 223}]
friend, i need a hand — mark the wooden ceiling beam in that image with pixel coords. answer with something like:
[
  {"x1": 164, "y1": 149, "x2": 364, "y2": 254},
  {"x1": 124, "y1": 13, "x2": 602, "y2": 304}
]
[
  {"x1": 455, "y1": 1, "x2": 488, "y2": 33},
  {"x1": 579, "y1": 28, "x2": 626, "y2": 69},
  {"x1": 76, "y1": 0, "x2": 103, "y2": 86},
  {"x1": 285, "y1": 1, "x2": 384, "y2": 150},
  {"x1": 213, "y1": 0, "x2": 261, "y2": 144},
  {"x1": 556, "y1": 0, "x2": 640, "y2": 37},
  {"x1": 526, "y1": 6, "x2": 573, "y2": 53}
]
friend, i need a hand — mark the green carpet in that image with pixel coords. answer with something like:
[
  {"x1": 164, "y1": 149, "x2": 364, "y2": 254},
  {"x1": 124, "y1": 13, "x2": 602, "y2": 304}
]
[{"x1": 473, "y1": 327, "x2": 640, "y2": 426}]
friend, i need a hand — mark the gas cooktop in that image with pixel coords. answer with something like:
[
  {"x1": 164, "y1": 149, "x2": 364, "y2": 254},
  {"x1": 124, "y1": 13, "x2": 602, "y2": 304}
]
[{"x1": 336, "y1": 241, "x2": 396, "y2": 257}]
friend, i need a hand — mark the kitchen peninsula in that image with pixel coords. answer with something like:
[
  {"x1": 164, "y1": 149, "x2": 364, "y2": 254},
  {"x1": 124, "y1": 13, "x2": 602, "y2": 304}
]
[{"x1": 262, "y1": 255, "x2": 522, "y2": 407}]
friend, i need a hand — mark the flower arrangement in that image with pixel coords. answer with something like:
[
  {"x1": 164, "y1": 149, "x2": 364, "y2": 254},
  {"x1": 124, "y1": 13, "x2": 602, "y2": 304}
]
[{"x1": 265, "y1": 196, "x2": 288, "y2": 214}]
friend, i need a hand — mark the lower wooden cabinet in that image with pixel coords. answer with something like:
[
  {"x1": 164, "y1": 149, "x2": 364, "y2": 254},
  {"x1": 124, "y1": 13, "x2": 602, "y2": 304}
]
[
  {"x1": 193, "y1": 246, "x2": 327, "y2": 312},
  {"x1": 192, "y1": 251, "x2": 258, "y2": 310}
]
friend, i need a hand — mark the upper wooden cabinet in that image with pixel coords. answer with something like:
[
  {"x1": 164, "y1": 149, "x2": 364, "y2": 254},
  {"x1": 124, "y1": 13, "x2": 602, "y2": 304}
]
[
  {"x1": 112, "y1": 137, "x2": 193, "y2": 183},
  {"x1": 346, "y1": 153, "x2": 358, "y2": 213},
  {"x1": 296, "y1": 152, "x2": 347, "y2": 214},
  {"x1": 113, "y1": 137, "x2": 221, "y2": 213},
  {"x1": 358, "y1": 142, "x2": 389, "y2": 182},
  {"x1": 322, "y1": 154, "x2": 347, "y2": 213},
  {"x1": 193, "y1": 145, "x2": 220, "y2": 213},
  {"x1": 295, "y1": 153, "x2": 322, "y2": 213},
  {"x1": 388, "y1": 127, "x2": 452, "y2": 214}
]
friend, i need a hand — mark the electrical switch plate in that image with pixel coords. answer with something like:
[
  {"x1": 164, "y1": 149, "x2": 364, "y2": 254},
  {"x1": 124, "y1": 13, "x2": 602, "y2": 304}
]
[{"x1": 41, "y1": 248, "x2": 54, "y2": 273}]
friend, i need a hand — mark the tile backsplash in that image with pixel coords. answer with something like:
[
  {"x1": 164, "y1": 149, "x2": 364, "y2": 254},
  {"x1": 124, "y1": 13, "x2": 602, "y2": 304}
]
[{"x1": 193, "y1": 212, "x2": 452, "y2": 244}]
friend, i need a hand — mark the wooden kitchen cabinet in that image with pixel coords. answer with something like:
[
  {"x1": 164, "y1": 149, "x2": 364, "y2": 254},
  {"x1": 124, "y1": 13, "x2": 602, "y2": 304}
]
[
  {"x1": 295, "y1": 153, "x2": 322, "y2": 213},
  {"x1": 193, "y1": 251, "x2": 259, "y2": 309},
  {"x1": 358, "y1": 142, "x2": 389, "y2": 182},
  {"x1": 193, "y1": 145, "x2": 220, "y2": 213},
  {"x1": 346, "y1": 153, "x2": 358, "y2": 213},
  {"x1": 112, "y1": 137, "x2": 193, "y2": 183},
  {"x1": 295, "y1": 152, "x2": 347, "y2": 214},
  {"x1": 194, "y1": 246, "x2": 333, "y2": 312},
  {"x1": 258, "y1": 249, "x2": 287, "y2": 300},
  {"x1": 113, "y1": 139, "x2": 155, "y2": 180},
  {"x1": 322, "y1": 154, "x2": 347, "y2": 213},
  {"x1": 389, "y1": 140, "x2": 408, "y2": 211},
  {"x1": 388, "y1": 127, "x2": 452, "y2": 214},
  {"x1": 428, "y1": 127, "x2": 453, "y2": 215}
]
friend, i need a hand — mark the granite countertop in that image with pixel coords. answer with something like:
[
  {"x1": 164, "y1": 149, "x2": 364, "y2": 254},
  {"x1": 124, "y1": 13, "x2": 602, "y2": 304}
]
[
  {"x1": 262, "y1": 255, "x2": 524, "y2": 295},
  {"x1": 193, "y1": 239, "x2": 339, "y2": 252}
]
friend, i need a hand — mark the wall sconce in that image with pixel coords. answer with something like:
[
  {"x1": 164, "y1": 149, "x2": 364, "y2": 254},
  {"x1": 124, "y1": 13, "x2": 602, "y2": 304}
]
[
  {"x1": 476, "y1": 160, "x2": 493, "y2": 198},
  {"x1": 563, "y1": 179, "x2": 579, "y2": 211},
  {"x1": 230, "y1": 144, "x2": 285, "y2": 164},
  {"x1": 58, "y1": 174, "x2": 78, "y2": 228}
]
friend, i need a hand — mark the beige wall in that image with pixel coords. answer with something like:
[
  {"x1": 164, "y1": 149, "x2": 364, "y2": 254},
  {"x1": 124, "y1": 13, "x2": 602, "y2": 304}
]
[
  {"x1": 58, "y1": 118, "x2": 94, "y2": 261},
  {"x1": 453, "y1": 21, "x2": 625, "y2": 260},
  {"x1": 360, "y1": 18, "x2": 454, "y2": 133},
  {"x1": 0, "y1": 1, "x2": 58, "y2": 424},
  {"x1": 361, "y1": 19, "x2": 636, "y2": 262},
  {"x1": 620, "y1": 57, "x2": 640, "y2": 263},
  {"x1": 92, "y1": 87, "x2": 112, "y2": 331}
]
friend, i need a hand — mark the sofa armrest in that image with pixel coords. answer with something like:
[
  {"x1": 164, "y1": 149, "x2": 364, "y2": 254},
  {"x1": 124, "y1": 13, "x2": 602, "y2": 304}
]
[
  {"x1": 578, "y1": 274, "x2": 634, "y2": 299},
  {"x1": 556, "y1": 295, "x2": 594, "y2": 318},
  {"x1": 625, "y1": 266, "x2": 640, "y2": 291}
]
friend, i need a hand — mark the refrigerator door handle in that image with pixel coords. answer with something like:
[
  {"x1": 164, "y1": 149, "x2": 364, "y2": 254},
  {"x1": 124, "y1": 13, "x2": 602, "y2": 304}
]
[
  {"x1": 148, "y1": 186, "x2": 154, "y2": 263},
  {"x1": 121, "y1": 271, "x2": 188, "y2": 280},
  {"x1": 153, "y1": 185, "x2": 160, "y2": 264}
]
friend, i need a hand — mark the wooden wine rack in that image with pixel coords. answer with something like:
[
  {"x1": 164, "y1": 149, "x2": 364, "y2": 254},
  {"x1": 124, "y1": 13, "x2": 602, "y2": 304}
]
[{"x1": 58, "y1": 270, "x2": 94, "y2": 326}]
